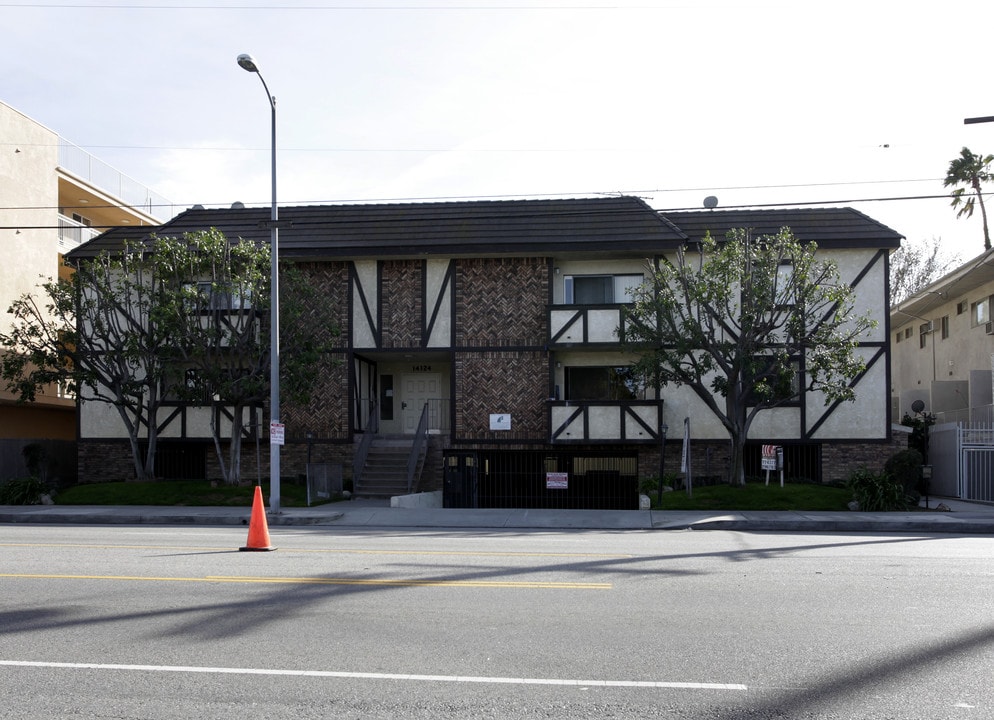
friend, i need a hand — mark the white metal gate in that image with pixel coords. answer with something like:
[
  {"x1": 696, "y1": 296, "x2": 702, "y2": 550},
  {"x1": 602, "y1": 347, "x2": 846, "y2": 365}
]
[{"x1": 928, "y1": 423, "x2": 994, "y2": 502}]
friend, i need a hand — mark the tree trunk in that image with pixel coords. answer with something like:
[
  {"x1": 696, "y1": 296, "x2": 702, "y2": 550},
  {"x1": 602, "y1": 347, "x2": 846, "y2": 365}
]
[
  {"x1": 976, "y1": 182, "x2": 992, "y2": 251},
  {"x1": 210, "y1": 408, "x2": 229, "y2": 484},
  {"x1": 228, "y1": 403, "x2": 244, "y2": 485}
]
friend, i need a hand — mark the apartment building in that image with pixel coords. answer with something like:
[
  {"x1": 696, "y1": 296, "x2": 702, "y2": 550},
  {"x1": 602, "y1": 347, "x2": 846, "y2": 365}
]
[
  {"x1": 66, "y1": 197, "x2": 902, "y2": 506},
  {"x1": 0, "y1": 99, "x2": 171, "y2": 479}
]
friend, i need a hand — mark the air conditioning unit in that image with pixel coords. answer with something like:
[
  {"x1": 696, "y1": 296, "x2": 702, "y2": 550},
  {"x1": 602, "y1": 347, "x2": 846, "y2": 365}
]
[
  {"x1": 920, "y1": 321, "x2": 933, "y2": 334},
  {"x1": 986, "y1": 321, "x2": 994, "y2": 335}
]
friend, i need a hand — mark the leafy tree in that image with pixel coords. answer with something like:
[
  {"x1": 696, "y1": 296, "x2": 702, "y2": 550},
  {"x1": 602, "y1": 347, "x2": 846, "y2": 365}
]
[
  {"x1": 944, "y1": 146, "x2": 993, "y2": 251},
  {"x1": 154, "y1": 229, "x2": 336, "y2": 485},
  {"x1": 1, "y1": 246, "x2": 180, "y2": 480},
  {"x1": 622, "y1": 228, "x2": 877, "y2": 486},
  {"x1": 889, "y1": 236, "x2": 958, "y2": 306}
]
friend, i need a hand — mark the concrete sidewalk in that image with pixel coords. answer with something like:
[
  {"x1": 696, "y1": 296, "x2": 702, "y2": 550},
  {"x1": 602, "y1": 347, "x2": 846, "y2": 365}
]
[{"x1": 2, "y1": 496, "x2": 994, "y2": 533}]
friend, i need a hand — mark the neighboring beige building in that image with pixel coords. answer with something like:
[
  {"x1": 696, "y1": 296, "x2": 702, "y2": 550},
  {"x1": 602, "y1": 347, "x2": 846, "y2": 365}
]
[
  {"x1": 0, "y1": 99, "x2": 171, "y2": 478},
  {"x1": 890, "y1": 248, "x2": 994, "y2": 423}
]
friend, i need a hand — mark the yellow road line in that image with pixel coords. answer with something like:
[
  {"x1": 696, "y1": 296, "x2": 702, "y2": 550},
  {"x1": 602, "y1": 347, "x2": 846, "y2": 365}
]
[
  {"x1": 0, "y1": 573, "x2": 611, "y2": 590},
  {"x1": 0, "y1": 543, "x2": 630, "y2": 559}
]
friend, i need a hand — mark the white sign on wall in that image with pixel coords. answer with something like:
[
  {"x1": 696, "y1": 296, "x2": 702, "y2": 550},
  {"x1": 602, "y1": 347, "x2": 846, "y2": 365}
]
[
  {"x1": 489, "y1": 414, "x2": 511, "y2": 431},
  {"x1": 270, "y1": 422, "x2": 285, "y2": 446}
]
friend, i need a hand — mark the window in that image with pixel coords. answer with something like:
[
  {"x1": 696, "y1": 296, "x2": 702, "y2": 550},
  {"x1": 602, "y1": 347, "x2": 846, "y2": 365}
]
[
  {"x1": 940, "y1": 315, "x2": 949, "y2": 340},
  {"x1": 564, "y1": 366, "x2": 640, "y2": 401},
  {"x1": 919, "y1": 322, "x2": 930, "y2": 349},
  {"x1": 904, "y1": 328, "x2": 912, "y2": 339},
  {"x1": 564, "y1": 274, "x2": 643, "y2": 304},
  {"x1": 186, "y1": 281, "x2": 253, "y2": 311},
  {"x1": 895, "y1": 331, "x2": 902, "y2": 343},
  {"x1": 972, "y1": 296, "x2": 993, "y2": 327},
  {"x1": 957, "y1": 300, "x2": 967, "y2": 315},
  {"x1": 773, "y1": 262, "x2": 795, "y2": 307}
]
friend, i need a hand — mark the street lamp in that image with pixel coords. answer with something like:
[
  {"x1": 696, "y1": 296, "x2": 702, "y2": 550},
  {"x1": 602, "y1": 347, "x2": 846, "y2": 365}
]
[{"x1": 237, "y1": 52, "x2": 281, "y2": 514}]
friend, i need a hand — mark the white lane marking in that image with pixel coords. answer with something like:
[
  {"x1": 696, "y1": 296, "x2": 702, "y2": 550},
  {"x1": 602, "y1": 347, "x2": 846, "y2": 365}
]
[{"x1": 0, "y1": 660, "x2": 746, "y2": 691}]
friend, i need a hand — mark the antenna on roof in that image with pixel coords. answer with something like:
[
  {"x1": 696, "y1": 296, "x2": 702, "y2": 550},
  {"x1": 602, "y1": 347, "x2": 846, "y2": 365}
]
[{"x1": 703, "y1": 196, "x2": 719, "y2": 210}]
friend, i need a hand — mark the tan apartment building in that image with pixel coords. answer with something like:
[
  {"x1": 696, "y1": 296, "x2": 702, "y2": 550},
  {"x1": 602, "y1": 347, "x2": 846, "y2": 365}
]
[
  {"x1": 891, "y1": 248, "x2": 994, "y2": 424},
  {"x1": 0, "y1": 99, "x2": 171, "y2": 480}
]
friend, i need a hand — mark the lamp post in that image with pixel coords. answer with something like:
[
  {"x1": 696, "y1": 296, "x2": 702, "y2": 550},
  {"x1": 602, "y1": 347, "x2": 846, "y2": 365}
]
[{"x1": 237, "y1": 53, "x2": 281, "y2": 514}]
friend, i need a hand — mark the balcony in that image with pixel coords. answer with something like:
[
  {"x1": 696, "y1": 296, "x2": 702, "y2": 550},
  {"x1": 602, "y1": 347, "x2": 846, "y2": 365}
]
[
  {"x1": 58, "y1": 214, "x2": 101, "y2": 250},
  {"x1": 58, "y1": 138, "x2": 174, "y2": 219},
  {"x1": 548, "y1": 400, "x2": 662, "y2": 444},
  {"x1": 551, "y1": 304, "x2": 632, "y2": 347}
]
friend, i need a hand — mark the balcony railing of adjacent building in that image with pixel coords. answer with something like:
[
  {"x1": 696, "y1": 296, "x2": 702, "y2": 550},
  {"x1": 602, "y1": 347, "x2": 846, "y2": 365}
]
[
  {"x1": 58, "y1": 214, "x2": 101, "y2": 250},
  {"x1": 548, "y1": 400, "x2": 662, "y2": 444},
  {"x1": 936, "y1": 404, "x2": 994, "y2": 426},
  {"x1": 58, "y1": 138, "x2": 175, "y2": 220}
]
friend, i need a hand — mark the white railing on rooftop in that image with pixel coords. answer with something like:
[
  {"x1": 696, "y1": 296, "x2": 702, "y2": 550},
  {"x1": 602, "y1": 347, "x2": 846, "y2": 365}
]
[{"x1": 58, "y1": 138, "x2": 176, "y2": 219}]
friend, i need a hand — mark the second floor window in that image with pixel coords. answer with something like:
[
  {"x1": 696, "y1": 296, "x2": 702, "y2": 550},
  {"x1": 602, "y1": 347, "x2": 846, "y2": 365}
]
[
  {"x1": 564, "y1": 274, "x2": 643, "y2": 304},
  {"x1": 565, "y1": 366, "x2": 640, "y2": 401}
]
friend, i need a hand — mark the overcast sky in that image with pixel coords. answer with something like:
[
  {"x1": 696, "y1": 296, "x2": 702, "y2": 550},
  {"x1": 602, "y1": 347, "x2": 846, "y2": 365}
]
[{"x1": 4, "y1": 1, "x2": 994, "y2": 262}]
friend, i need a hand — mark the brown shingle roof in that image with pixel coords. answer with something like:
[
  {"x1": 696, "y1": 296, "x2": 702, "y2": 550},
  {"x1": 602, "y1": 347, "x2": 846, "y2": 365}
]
[
  {"x1": 660, "y1": 207, "x2": 903, "y2": 248},
  {"x1": 66, "y1": 196, "x2": 686, "y2": 260}
]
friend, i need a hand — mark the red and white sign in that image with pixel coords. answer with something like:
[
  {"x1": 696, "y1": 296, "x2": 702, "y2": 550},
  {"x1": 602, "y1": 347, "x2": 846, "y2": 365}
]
[
  {"x1": 546, "y1": 472, "x2": 568, "y2": 490},
  {"x1": 270, "y1": 422, "x2": 285, "y2": 446}
]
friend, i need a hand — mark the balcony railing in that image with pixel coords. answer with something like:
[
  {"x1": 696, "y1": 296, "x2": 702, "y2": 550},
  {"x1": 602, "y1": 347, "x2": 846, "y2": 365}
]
[
  {"x1": 549, "y1": 304, "x2": 625, "y2": 346},
  {"x1": 58, "y1": 138, "x2": 175, "y2": 219},
  {"x1": 548, "y1": 400, "x2": 662, "y2": 444},
  {"x1": 58, "y1": 214, "x2": 101, "y2": 250}
]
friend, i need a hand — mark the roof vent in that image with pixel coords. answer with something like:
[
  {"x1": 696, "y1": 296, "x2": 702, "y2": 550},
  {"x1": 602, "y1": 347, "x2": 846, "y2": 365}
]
[
  {"x1": 231, "y1": 201, "x2": 245, "y2": 209},
  {"x1": 191, "y1": 204, "x2": 205, "y2": 210},
  {"x1": 703, "y1": 196, "x2": 719, "y2": 209}
]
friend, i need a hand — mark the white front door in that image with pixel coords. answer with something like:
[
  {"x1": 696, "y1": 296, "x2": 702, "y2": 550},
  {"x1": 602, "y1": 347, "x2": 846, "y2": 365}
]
[{"x1": 401, "y1": 373, "x2": 440, "y2": 433}]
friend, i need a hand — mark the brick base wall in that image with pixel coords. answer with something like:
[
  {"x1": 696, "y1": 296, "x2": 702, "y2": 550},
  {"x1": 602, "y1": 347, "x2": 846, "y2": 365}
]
[{"x1": 78, "y1": 441, "x2": 138, "y2": 483}]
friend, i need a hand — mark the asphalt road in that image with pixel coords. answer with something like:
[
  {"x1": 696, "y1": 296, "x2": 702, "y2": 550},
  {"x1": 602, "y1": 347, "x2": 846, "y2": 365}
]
[{"x1": 2, "y1": 524, "x2": 993, "y2": 719}]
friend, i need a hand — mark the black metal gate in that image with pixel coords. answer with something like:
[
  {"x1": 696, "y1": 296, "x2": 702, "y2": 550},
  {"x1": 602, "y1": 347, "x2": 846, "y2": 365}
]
[{"x1": 443, "y1": 449, "x2": 638, "y2": 510}]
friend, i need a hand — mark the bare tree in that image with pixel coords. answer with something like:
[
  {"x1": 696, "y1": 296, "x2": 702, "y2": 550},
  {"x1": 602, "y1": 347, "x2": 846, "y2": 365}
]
[{"x1": 889, "y1": 237, "x2": 958, "y2": 306}]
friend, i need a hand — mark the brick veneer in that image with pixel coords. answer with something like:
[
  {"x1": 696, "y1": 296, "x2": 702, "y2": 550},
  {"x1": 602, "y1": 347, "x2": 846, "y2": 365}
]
[
  {"x1": 455, "y1": 351, "x2": 549, "y2": 439},
  {"x1": 456, "y1": 257, "x2": 548, "y2": 347},
  {"x1": 381, "y1": 260, "x2": 423, "y2": 348}
]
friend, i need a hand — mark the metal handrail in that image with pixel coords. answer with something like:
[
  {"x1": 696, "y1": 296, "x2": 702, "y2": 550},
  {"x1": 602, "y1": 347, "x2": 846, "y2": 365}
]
[
  {"x1": 58, "y1": 138, "x2": 175, "y2": 219},
  {"x1": 352, "y1": 400, "x2": 379, "y2": 486},
  {"x1": 406, "y1": 403, "x2": 429, "y2": 493}
]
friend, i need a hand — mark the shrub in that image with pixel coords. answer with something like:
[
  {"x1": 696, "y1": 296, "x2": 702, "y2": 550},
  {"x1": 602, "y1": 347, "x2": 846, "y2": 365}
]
[
  {"x1": 884, "y1": 448, "x2": 924, "y2": 504},
  {"x1": 847, "y1": 468, "x2": 906, "y2": 511},
  {"x1": 0, "y1": 477, "x2": 49, "y2": 505}
]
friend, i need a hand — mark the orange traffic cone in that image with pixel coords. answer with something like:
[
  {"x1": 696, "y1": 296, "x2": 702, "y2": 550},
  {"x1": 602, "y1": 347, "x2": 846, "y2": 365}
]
[{"x1": 240, "y1": 485, "x2": 276, "y2": 551}]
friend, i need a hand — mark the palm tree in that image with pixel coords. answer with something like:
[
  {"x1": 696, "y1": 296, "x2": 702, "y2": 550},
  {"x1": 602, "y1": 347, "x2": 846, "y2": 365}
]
[{"x1": 944, "y1": 146, "x2": 994, "y2": 251}]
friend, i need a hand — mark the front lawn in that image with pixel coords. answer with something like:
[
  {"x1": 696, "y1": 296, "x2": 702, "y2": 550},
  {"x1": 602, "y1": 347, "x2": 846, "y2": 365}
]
[
  {"x1": 55, "y1": 479, "x2": 336, "y2": 507},
  {"x1": 654, "y1": 480, "x2": 852, "y2": 511}
]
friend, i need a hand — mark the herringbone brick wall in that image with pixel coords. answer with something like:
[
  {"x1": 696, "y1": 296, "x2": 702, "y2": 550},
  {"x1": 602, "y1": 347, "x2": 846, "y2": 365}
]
[
  {"x1": 281, "y1": 353, "x2": 349, "y2": 439},
  {"x1": 292, "y1": 261, "x2": 349, "y2": 350},
  {"x1": 455, "y1": 351, "x2": 549, "y2": 438},
  {"x1": 280, "y1": 262, "x2": 351, "y2": 439},
  {"x1": 456, "y1": 258, "x2": 548, "y2": 347},
  {"x1": 381, "y1": 260, "x2": 423, "y2": 348}
]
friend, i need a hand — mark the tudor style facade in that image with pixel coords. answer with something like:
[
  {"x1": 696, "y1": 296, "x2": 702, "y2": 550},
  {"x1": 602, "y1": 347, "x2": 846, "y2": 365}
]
[{"x1": 66, "y1": 197, "x2": 902, "y2": 506}]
